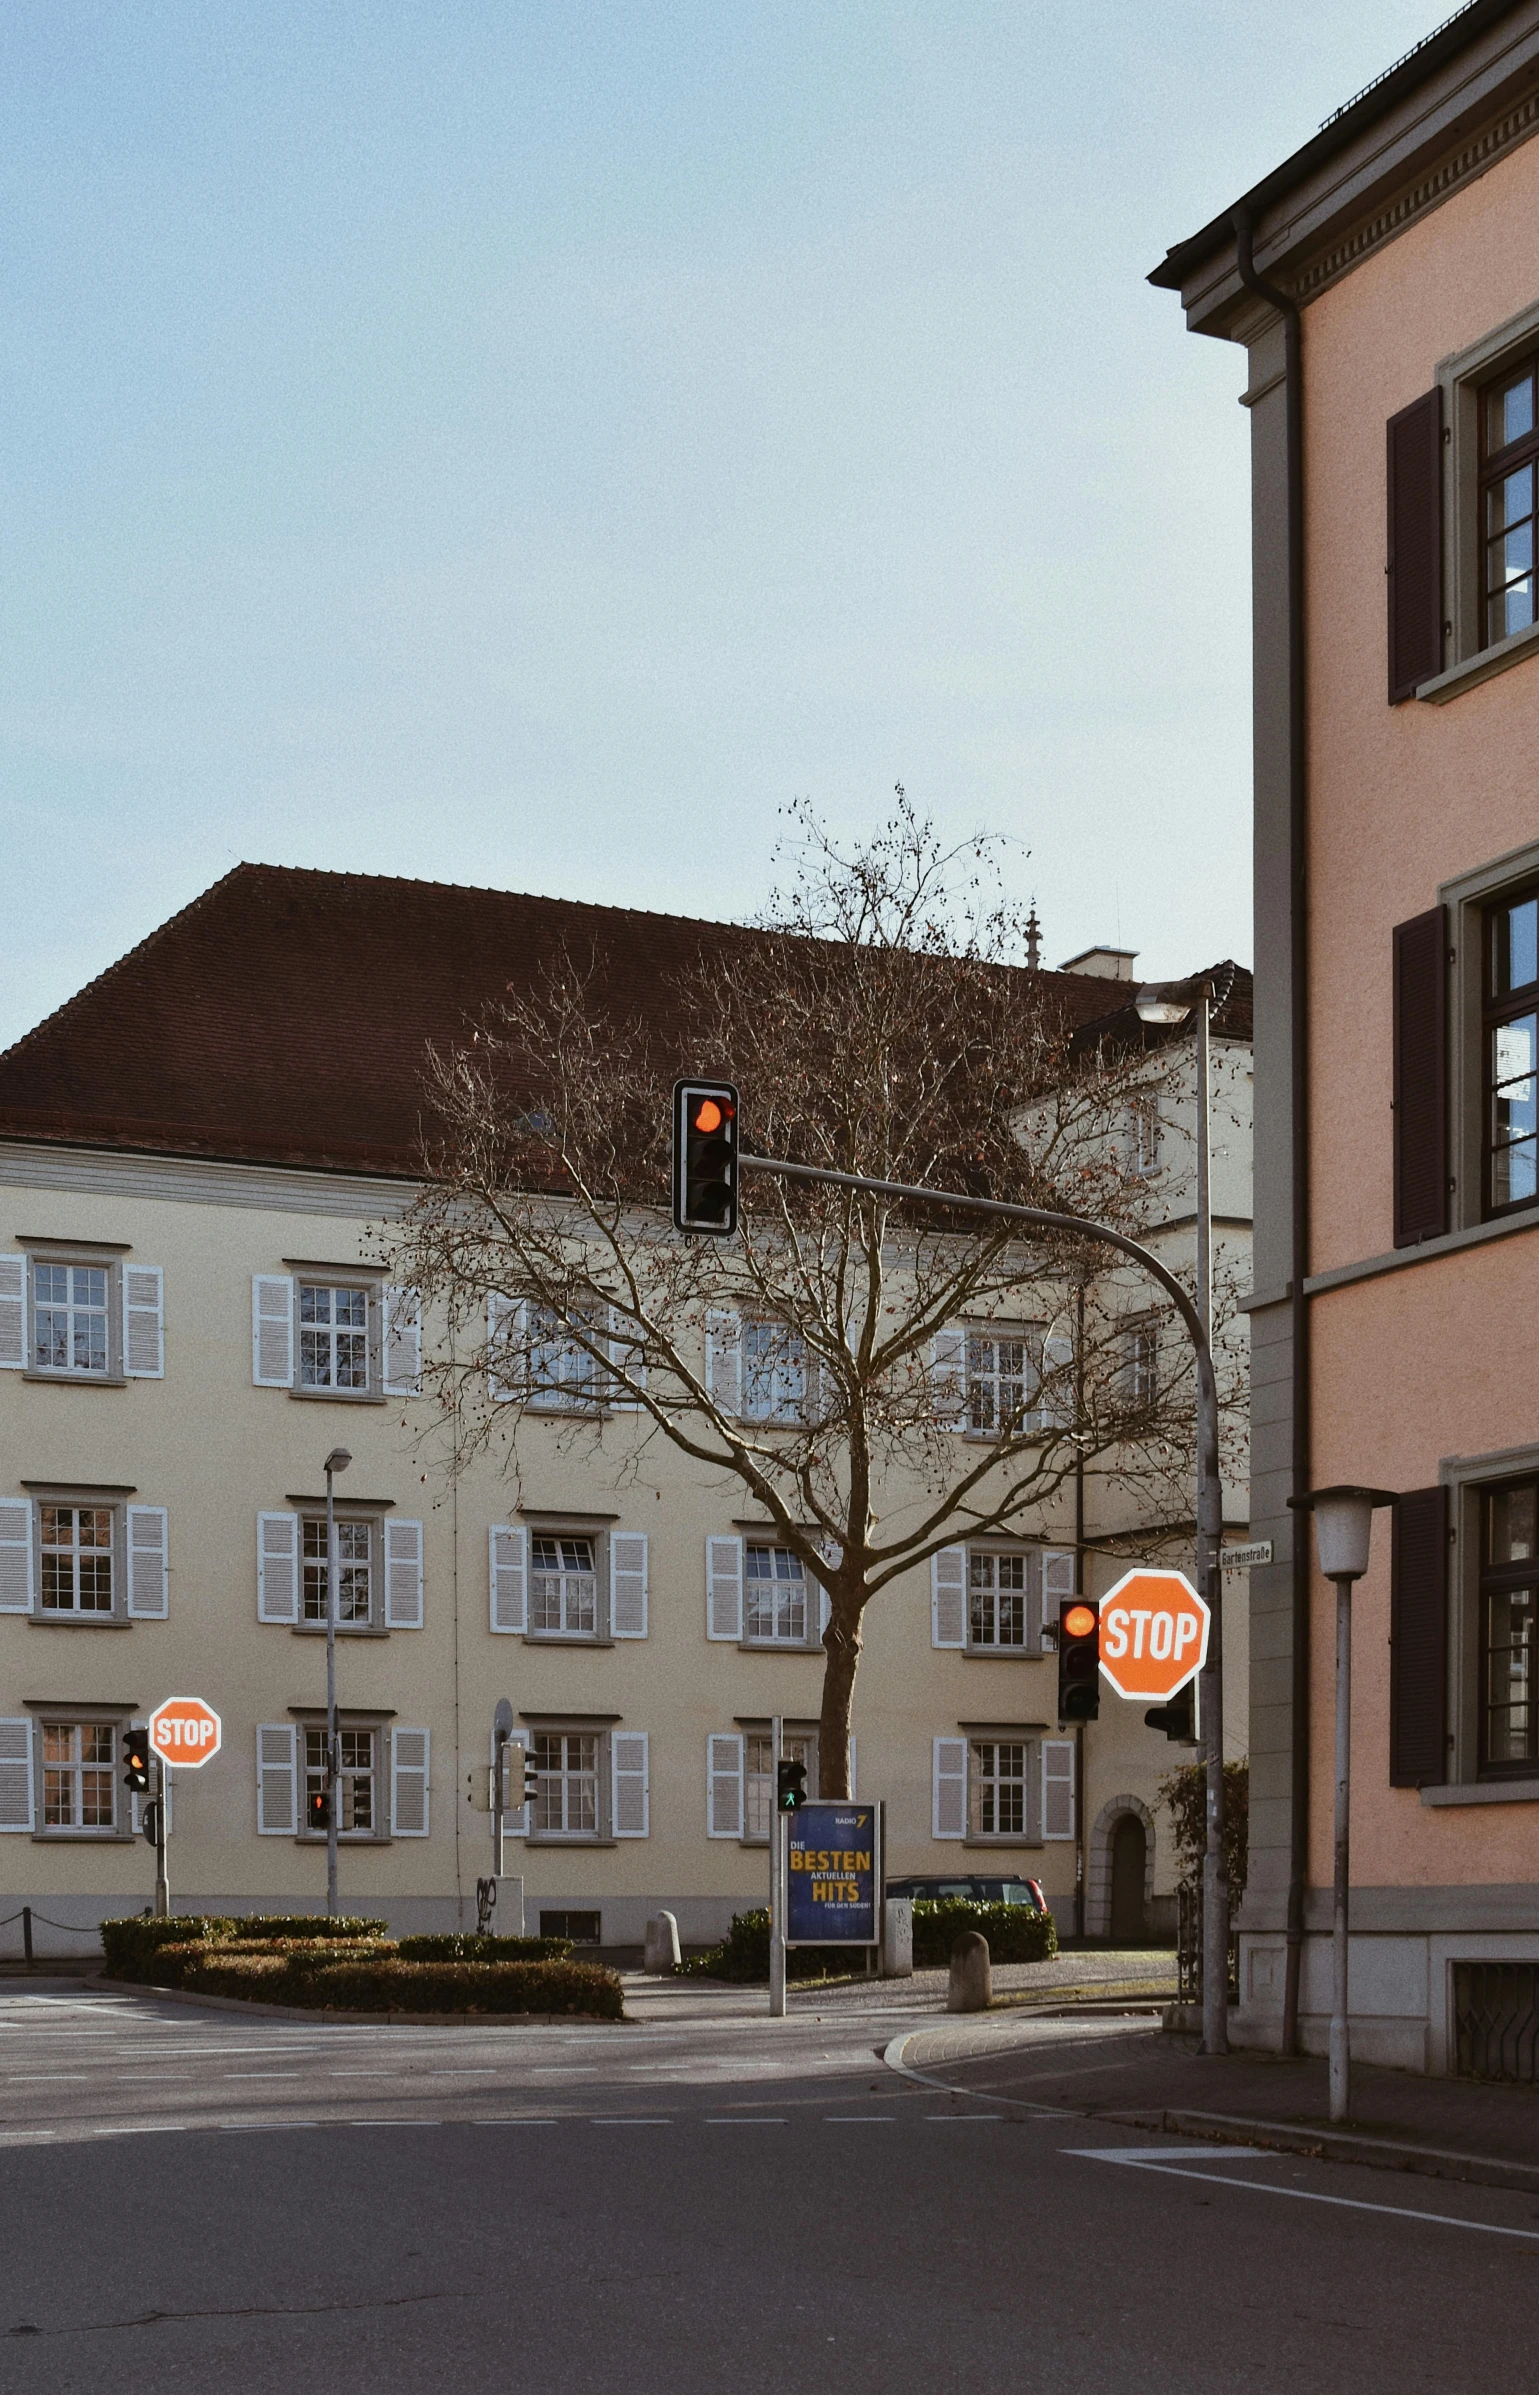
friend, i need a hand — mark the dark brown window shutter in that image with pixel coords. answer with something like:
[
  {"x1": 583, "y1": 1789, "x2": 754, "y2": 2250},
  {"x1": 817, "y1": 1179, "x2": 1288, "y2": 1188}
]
[
  {"x1": 1393, "y1": 904, "x2": 1448, "y2": 1247},
  {"x1": 1387, "y1": 388, "x2": 1443, "y2": 702},
  {"x1": 1390, "y1": 1485, "x2": 1447, "y2": 1787}
]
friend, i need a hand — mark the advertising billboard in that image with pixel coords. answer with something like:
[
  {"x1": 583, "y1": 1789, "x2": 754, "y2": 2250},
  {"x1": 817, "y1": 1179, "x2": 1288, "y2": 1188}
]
[{"x1": 785, "y1": 1801, "x2": 880, "y2": 1947}]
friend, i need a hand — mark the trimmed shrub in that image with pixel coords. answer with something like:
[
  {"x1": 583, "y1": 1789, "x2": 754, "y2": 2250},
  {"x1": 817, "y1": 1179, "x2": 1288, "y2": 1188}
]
[
  {"x1": 178, "y1": 1951, "x2": 623, "y2": 2017},
  {"x1": 910, "y1": 1901, "x2": 1057, "y2": 1968},
  {"x1": 397, "y1": 1934, "x2": 572, "y2": 1963},
  {"x1": 100, "y1": 1914, "x2": 389, "y2": 1982},
  {"x1": 225, "y1": 1915, "x2": 389, "y2": 1943}
]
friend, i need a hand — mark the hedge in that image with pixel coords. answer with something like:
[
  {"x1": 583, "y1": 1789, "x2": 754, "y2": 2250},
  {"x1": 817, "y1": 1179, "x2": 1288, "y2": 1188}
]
[
  {"x1": 99, "y1": 1914, "x2": 387, "y2": 1979},
  {"x1": 910, "y1": 1901, "x2": 1058, "y2": 1968},
  {"x1": 396, "y1": 1933, "x2": 572, "y2": 1963},
  {"x1": 677, "y1": 1909, "x2": 858, "y2": 1983},
  {"x1": 167, "y1": 1948, "x2": 623, "y2": 2017}
]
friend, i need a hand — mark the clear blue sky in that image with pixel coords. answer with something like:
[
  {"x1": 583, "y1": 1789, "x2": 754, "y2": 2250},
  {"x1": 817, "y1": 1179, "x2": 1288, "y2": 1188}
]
[{"x1": 1, "y1": 2, "x2": 1458, "y2": 1045}]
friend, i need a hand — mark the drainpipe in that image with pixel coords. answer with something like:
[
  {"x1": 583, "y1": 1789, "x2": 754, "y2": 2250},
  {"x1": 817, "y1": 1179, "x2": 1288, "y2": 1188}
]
[{"x1": 1233, "y1": 206, "x2": 1310, "y2": 2056}]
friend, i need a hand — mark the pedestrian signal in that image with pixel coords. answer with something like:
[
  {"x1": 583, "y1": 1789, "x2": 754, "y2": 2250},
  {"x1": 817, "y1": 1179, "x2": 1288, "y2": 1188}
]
[
  {"x1": 308, "y1": 1789, "x2": 330, "y2": 1833},
  {"x1": 1145, "y1": 1679, "x2": 1199, "y2": 1744},
  {"x1": 776, "y1": 1758, "x2": 808, "y2": 1812},
  {"x1": 672, "y1": 1079, "x2": 739, "y2": 1235},
  {"x1": 1057, "y1": 1599, "x2": 1101, "y2": 1724}
]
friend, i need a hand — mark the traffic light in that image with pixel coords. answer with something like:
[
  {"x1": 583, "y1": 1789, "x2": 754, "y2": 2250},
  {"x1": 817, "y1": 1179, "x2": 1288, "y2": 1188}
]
[
  {"x1": 672, "y1": 1079, "x2": 739, "y2": 1235},
  {"x1": 1145, "y1": 1679, "x2": 1199, "y2": 1744},
  {"x1": 502, "y1": 1744, "x2": 540, "y2": 1809},
  {"x1": 140, "y1": 1800, "x2": 159, "y2": 1850},
  {"x1": 1057, "y1": 1599, "x2": 1101, "y2": 1724},
  {"x1": 776, "y1": 1758, "x2": 808, "y2": 1812},
  {"x1": 123, "y1": 1729, "x2": 151, "y2": 1794},
  {"x1": 308, "y1": 1788, "x2": 330, "y2": 1832}
]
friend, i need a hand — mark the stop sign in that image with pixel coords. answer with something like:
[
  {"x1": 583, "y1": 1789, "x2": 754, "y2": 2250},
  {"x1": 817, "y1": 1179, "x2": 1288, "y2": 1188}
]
[
  {"x1": 1097, "y1": 1569, "x2": 1210, "y2": 1702},
  {"x1": 148, "y1": 1696, "x2": 222, "y2": 1769}
]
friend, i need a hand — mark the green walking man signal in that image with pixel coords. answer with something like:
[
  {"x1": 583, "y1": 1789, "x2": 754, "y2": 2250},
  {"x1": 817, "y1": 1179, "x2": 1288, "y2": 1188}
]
[{"x1": 776, "y1": 1758, "x2": 808, "y2": 1812}]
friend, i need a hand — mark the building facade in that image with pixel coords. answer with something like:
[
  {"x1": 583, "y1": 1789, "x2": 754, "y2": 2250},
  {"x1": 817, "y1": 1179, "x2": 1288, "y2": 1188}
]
[
  {"x1": 0, "y1": 868, "x2": 1249, "y2": 1954},
  {"x1": 1154, "y1": 0, "x2": 1539, "y2": 2072}
]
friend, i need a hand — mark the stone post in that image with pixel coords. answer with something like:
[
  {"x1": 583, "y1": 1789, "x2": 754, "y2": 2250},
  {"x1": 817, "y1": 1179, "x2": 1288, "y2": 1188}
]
[
  {"x1": 643, "y1": 1911, "x2": 682, "y2": 1973},
  {"x1": 947, "y1": 1930, "x2": 991, "y2": 2013}
]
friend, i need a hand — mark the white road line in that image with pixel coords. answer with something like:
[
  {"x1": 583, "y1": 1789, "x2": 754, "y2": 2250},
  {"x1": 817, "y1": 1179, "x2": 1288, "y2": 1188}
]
[
  {"x1": 474, "y1": 2118, "x2": 558, "y2": 2126},
  {"x1": 823, "y1": 2115, "x2": 896, "y2": 2123},
  {"x1": 705, "y1": 2117, "x2": 786, "y2": 2125},
  {"x1": 592, "y1": 2117, "x2": 671, "y2": 2125},
  {"x1": 1070, "y1": 2151, "x2": 1539, "y2": 2242},
  {"x1": 924, "y1": 2113, "x2": 1005, "y2": 2121}
]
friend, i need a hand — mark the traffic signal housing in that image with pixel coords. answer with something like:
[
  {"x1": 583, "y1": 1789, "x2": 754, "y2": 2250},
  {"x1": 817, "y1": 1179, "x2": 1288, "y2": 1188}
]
[
  {"x1": 1144, "y1": 1679, "x2": 1199, "y2": 1744},
  {"x1": 776, "y1": 1758, "x2": 808, "y2": 1812},
  {"x1": 123, "y1": 1729, "x2": 151, "y2": 1794},
  {"x1": 672, "y1": 1079, "x2": 739, "y2": 1235},
  {"x1": 502, "y1": 1744, "x2": 541, "y2": 1810},
  {"x1": 308, "y1": 1789, "x2": 330, "y2": 1832},
  {"x1": 1057, "y1": 1599, "x2": 1101, "y2": 1724}
]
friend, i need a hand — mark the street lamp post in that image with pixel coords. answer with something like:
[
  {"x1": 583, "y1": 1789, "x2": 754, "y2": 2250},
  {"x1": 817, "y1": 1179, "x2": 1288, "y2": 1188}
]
[
  {"x1": 1290, "y1": 1484, "x2": 1395, "y2": 2123},
  {"x1": 322, "y1": 1446, "x2": 352, "y2": 1918},
  {"x1": 1137, "y1": 976, "x2": 1226, "y2": 2052}
]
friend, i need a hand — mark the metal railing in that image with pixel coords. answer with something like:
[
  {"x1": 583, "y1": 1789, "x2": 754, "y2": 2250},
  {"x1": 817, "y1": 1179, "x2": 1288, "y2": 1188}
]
[
  {"x1": 1453, "y1": 1961, "x2": 1539, "y2": 2082},
  {"x1": 1177, "y1": 1882, "x2": 1238, "y2": 2007}
]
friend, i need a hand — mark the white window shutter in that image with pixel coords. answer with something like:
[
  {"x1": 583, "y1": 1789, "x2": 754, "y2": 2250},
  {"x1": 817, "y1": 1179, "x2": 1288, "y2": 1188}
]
[
  {"x1": 0, "y1": 1255, "x2": 24, "y2": 1370},
  {"x1": 385, "y1": 1518, "x2": 424, "y2": 1628},
  {"x1": 608, "y1": 1304, "x2": 647, "y2": 1408},
  {"x1": 382, "y1": 1285, "x2": 422, "y2": 1396},
  {"x1": 391, "y1": 1726, "x2": 431, "y2": 1836},
  {"x1": 1042, "y1": 1738, "x2": 1076, "y2": 1840},
  {"x1": 257, "y1": 1511, "x2": 300, "y2": 1623},
  {"x1": 126, "y1": 1506, "x2": 169, "y2": 1618},
  {"x1": 1040, "y1": 1331, "x2": 1075, "y2": 1430},
  {"x1": 706, "y1": 1535, "x2": 743, "y2": 1640},
  {"x1": 706, "y1": 1732, "x2": 744, "y2": 1838},
  {"x1": 933, "y1": 1736, "x2": 968, "y2": 1839},
  {"x1": 705, "y1": 1309, "x2": 742, "y2": 1418},
  {"x1": 931, "y1": 1327, "x2": 967, "y2": 1427},
  {"x1": 252, "y1": 1275, "x2": 294, "y2": 1387},
  {"x1": 0, "y1": 1719, "x2": 33, "y2": 1831},
  {"x1": 489, "y1": 1524, "x2": 527, "y2": 1632},
  {"x1": 123, "y1": 1265, "x2": 165, "y2": 1378},
  {"x1": 257, "y1": 1724, "x2": 297, "y2": 1834},
  {"x1": 931, "y1": 1546, "x2": 967, "y2": 1648},
  {"x1": 610, "y1": 1533, "x2": 648, "y2": 1638},
  {"x1": 612, "y1": 1731, "x2": 649, "y2": 1837},
  {"x1": 0, "y1": 1500, "x2": 33, "y2": 1614},
  {"x1": 1041, "y1": 1548, "x2": 1075, "y2": 1653},
  {"x1": 487, "y1": 1293, "x2": 522, "y2": 1401}
]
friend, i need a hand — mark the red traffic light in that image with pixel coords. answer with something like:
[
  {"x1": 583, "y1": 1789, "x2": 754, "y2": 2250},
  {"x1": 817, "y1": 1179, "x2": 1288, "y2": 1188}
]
[
  {"x1": 1063, "y1": 1603, "x2": 1097, "y2": 1641},
  {"x1": 693, "y1": 1097, "x2": 724, "y2": 1133}
]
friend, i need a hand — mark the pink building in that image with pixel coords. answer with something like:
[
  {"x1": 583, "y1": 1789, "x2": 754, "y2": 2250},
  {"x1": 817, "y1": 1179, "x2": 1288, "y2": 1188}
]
[{"x1": 1154, "y1": 0, "x2": 1539, "y2": 2076}]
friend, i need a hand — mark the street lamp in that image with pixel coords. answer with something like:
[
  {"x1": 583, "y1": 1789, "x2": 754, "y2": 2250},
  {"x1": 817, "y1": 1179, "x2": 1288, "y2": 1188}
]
[
  {"x1": 322, "y1": 1446, "x2": 352, "y2": 1917},
  {"x1": 1290, "y1": 1483, "x2": 1395, "y2": 2123},
  {"x1": 1136, "y1": 976, "x2": 1227, "y2": 2054}
]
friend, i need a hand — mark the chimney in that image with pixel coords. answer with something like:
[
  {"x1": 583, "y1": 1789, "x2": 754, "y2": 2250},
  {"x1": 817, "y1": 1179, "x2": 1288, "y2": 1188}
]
[{"x1": 1057, "y1": 946, "x2": 1138, "y2": 982}]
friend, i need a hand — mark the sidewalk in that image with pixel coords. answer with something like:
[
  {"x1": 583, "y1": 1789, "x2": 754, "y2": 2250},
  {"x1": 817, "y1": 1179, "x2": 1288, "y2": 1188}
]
[
  {"x1": 893, "y1": 2016, "x2": 1539, "y2": 2193},
  {"x1": 621, "y1": 1946, "x2": 1176, "y2": 2023}
]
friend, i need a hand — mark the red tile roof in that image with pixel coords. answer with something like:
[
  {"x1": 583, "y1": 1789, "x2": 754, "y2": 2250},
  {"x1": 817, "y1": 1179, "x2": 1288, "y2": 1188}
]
[{"x1": 0, "y1": 865, "x2": 1248, "y2": 1178}]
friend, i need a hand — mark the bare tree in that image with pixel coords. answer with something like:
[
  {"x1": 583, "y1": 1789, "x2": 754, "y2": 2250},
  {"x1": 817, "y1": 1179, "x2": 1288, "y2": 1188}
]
[{"x1": 391, "y1": 798, "x2": 1205, "y2": 1795}]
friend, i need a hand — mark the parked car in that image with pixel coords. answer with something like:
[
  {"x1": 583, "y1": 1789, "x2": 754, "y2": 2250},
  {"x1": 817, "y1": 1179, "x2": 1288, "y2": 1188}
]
[{"x1": 884, "y1": 1874, "x2": 1047, "y2": 1912}]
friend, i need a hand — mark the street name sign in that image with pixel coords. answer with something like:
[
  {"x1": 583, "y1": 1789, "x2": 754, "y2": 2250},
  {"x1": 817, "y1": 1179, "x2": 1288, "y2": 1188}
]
[
  {"x1": 1222, "y1": 1539, "x2": 1273, "y2": 1570},
  {"x1": 785, "y1": 1802, "x2": 880, "y2": 1947},
  {"x1": 1097, "y1": 1569, "x2": 1210, "y2": 1703},
  {"x1": 148, "y1": 1696, "x2": 223, "y2": 1769}
]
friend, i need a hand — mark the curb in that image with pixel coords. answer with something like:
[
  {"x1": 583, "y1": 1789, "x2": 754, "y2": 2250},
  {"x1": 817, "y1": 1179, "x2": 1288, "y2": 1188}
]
[
  {"x1": 884, "y1": 2010, "x2": 1163, "y2": 2083},
  {"x1": 98, "y1": 1978, "x2": 630, "y2": 2028},
  {"x1": 1100, "y1": 2104, "x2": 1539, "y2": 2197}
]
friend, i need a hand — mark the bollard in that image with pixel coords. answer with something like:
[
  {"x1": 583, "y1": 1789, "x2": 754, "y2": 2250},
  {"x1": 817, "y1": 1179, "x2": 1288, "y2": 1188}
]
[
  {"x1": 881, "y1": 1897, "x2": 913, "y2": 1978},
  {"x1": 947, "y1": 1930, "x2": 991, "y2": 2013},
  {"x1": 22, "y1": 1905, "x2": 33, "y2": 1968},
  {"x1": 643, "y1": 1910, "x2": 681, "y2": 1973}
]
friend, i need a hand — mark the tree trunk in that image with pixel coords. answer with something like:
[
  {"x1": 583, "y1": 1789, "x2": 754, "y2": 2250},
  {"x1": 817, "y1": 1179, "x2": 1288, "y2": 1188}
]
[{"x1": 817, "y1": 1588, "x2": 864, "y2": 1797}]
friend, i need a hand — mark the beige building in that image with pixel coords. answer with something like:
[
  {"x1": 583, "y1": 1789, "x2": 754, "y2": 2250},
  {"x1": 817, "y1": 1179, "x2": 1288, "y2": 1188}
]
[{"x1": 0, "y1": 868, "x2": 1250, "y2": 1954}]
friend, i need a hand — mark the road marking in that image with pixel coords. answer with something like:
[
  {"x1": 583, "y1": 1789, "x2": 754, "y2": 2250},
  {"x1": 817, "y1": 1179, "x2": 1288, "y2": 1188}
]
[
  {"x1": 1070, "y1": 2151, "x2": 1539, "y2": 2242},
  {"x1": 222, "y1": 2072, "x2": 303, "y2": 2080},
  {"x1": 705, "y1": 2117, "x2": 786, "y2": 2125},
  {"x1": 474, "y1": 2118, "x2": 558, "y2": 2126},
  {"x1": 591, "y1": 2117, "x2": 671, "y2": 2126},
  {"x1": 924, "y1": 2113, "x2": 1005, "y2": 2121},
  {"x1": 10, "y1": 2073, "x2": 88, "y2": 2081},
  {"x1": 823, "y1": 2115, "x2": 896, "y2": 2123}
]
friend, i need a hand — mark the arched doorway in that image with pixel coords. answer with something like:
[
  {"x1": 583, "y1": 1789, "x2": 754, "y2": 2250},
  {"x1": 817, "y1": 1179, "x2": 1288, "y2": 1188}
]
[{"x1": 1109, "y1": 1813, "x2": 1148, "y2": 1944}]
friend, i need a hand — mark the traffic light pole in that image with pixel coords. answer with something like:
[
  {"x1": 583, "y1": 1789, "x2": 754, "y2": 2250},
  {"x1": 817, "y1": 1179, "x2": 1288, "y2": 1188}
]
[
  {"x1": 153, "y1": 1756, "x2": 169, "y2": 1919},
  {"x1": 325, "y1": 1458, "x2": 340, "y2": 1918},
  {"x1": 769, "y1": 1714, "x2": 786, "y2": 2018},
  {"x1": 739, "y1": 1149, "x2": 1228, "y2": 2053}
]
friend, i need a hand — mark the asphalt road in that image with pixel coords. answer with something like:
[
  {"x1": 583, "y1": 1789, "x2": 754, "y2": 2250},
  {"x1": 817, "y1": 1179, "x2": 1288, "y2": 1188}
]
[{"x1": 2, "y1": 1984, "x2": 1535, "y2": 2393}]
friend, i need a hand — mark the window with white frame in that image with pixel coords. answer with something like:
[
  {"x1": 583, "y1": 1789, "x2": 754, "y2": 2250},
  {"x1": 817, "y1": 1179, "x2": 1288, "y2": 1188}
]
[
  {"x1": 971, "y1": 1740, "x2": 1026, "y2": 1838},
  {"x1": 33, "y1": 1263, "x2": 110, "y2": 1376},
  {"x1": 301, "y1": 1517, "x2": 374, "y2": 1626},
  {"x1": 526, "y1": 1306, "x2": 607, "y2": 1410},
  {"x1": 966, "y1": 1327, "x2": 1041, "y2": 1436},
  {"x1": 529, "y1": 1535, "x2": 598, "y2": 1635},
  {"x1": 741, "y1": 1320, "x2": 808, "y2": 1425},
  {"x1": 41, "y1": 1720, "x2": 118, "y2": 1831},
  {"x1": 532, "y1": 1730, "x2": 599, "y2": 1835},
  {"x1": 39, "y1": 1506, "x2": 114, "y2": 1614},
  {"x1": 303, "y1": 1724, "x2": 377, "y2": 1835},
  {"x1": 969, "y1": 1551, "x2": 1026, "y2": 1649},
  {"x1": 1124, "y1": 1316, "x2": 1159, "y2": 1408},
  {"x1": 744, "y1": 1544, "x2": 808, "y2": 1644},
  {"x1": 298, "y1": 1284, "x2": 371, "y2": 1392},
  {"x1": 745, "y1": 1731, "x2": 815, "y2": 1841}
]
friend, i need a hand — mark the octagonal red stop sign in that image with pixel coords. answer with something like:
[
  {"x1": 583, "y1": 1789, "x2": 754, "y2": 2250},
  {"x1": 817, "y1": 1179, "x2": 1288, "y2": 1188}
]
[
  {"x1": 148, "y1": 1696, "x2": 222, "y2": 1769},
  {"x1": 1098, "y1": 1569, "x2": 1210, "y2": 1702}
]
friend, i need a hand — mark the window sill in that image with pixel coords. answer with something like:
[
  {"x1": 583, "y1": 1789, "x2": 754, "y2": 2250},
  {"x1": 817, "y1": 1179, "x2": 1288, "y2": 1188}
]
[
  {"x1": 525, "y1": 1835, "x2": 617, "y2": 1848},
  {"x1": 290, "y1": 1623, "x2": 388, "y2": 1639},
  {"x1": 1417, "y1": 616, "x2": 1539, "y2": 704},
  {"x1": 524, "y1": 1634, "x2": 614, "y2": 1649},
  {"x1": 27, "y1": 1613, "x2": 132, "y2": 1629},
  {"x1": 1419, "y1": 1777, "x2": 1539, "y2": 1806},
  {"x1": 962, "y1": 1646, "x2": 1041, "y2": 1661},
  {"x1": 287, "y1": 1387, "x2": 387, "y2": 1406},
  {"x1": 1303, "y1": 1199, "x2": 1539, "y2": 1299},
  {"x1": 21, "y1": 1370, "x2": 126, "y2": 1390},
  {"x1": 737, "y1": 1642, "x2": 822, "y2": 1656},
  {"x1": 962, "y1": 1836, "x2": 1043, "y2": 1850},
  {"x1": 31, "y1": 1830, "x2": 133, "y2": 1843},
  {"x1": 296, "y1": 1834, "x2": 392, "y2": 1846}
]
